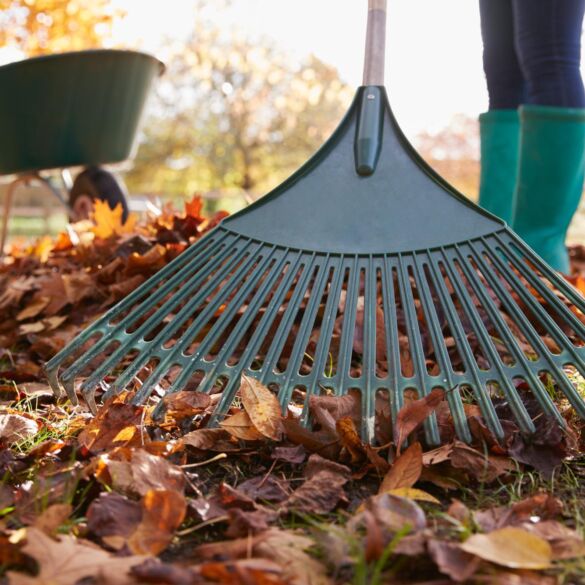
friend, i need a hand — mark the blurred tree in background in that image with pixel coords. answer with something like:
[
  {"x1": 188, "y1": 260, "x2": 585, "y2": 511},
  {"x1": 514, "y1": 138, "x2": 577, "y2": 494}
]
[
  {"x1": 415, "y1": 114, "x2": 480, "y2": 199},
  {"x1": 125, "y1": 23, "x2": 353, "y2": 206},
  {"x1": 0, "y1": 0, "x2": 121, "y2": 55}
]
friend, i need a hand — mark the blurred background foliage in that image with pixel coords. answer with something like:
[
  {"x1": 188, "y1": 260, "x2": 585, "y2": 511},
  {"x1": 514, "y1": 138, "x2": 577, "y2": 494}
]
[{"x1": 0, "y1": 0, "x2": 480, "y2": 218}]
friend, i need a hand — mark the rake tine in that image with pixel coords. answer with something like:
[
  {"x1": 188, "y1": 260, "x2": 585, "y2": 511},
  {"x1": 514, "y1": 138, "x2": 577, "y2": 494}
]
[
  {"x1": 455, "y1": 244, "x2": 563, "y2": 425},
  {"x1": 279, "y1": 257, "x2": 330, "y2": 409},
  {"x1": 412, "y1": 254, "x2": 472, "y2": 442},
  {"x1": 166, "y1": 253, "x2": 290, "y2": 422},
  {"x1": 440, "y1": 247, "x2": 536, "y2": 434},
  {"x1": 504, "y1": 234, "x2": 585, "y2": 318},
  {"x1": 58, "y1": 234, "x2": 230, "y2": 391},
  {"x1": 425, "y1": 254, "x2": 505, "y2": 439},
  {"x1": 202, "y1": 253, "x2": 307, "y2": 422},
  {"x1": 494, "y1": 235, "x2": 585, "y2": 346},
  {"x1": 81, "y1": 241, "x2": 256, "y2": 404},
  {"x1": 381, "y1": 257, "x2": 402, "y2": 427},
  {"x1": 397, "y1": 254, "x2": 442, "y2": 445},
  {"x1": 128, "y1": 244, "x2": 265, "y2": 405},
  {"x1": 474, "y1": 240, "x2": 585, "y2": 417},
  {"x1": 45, "y1": 234, "x2": 221, "y2": 380},
  {"x1": 304, "y1": 258, "x2": 344, "y2": 402},
  {"x1": 258, "y1": 256, "x2": 316, "y2": 385},
  {"x1": 336, "y1": 258, "x2": 360, "y2": 392},
  {"x1": 361, "y1": 257, "x2": 378, "y2": 442}
]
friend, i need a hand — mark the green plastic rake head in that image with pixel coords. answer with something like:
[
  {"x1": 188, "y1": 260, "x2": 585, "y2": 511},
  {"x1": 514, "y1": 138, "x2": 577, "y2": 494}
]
[{"x1": 46, "y1": 0, "x2": 585, "y2": 445}]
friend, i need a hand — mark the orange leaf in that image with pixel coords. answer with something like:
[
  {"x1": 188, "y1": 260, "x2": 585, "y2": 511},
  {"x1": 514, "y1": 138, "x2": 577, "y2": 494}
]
[
  {"x1": 379, "y1": 442, "x2": 422, "y2": 492},
  {"x1": 185, "y1": 195, "x2": 204, "y2": 219},
  {"x1": 220, "y1": 410, "x2": 265, "y2": 441},
  {"x1": 92, "y1": 200, "x2": 137, "y2": 239},
  {"x1": 240, "y1": 376, "x2": 283, "y2": 441},
  {"x1": 394, "y1": 388, "x2": 445, "y2": 450}
]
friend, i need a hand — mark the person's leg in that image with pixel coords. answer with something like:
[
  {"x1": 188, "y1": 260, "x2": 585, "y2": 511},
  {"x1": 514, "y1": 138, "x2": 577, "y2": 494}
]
[
  {"x1": 512, "y1": 0, "x2": 585, "y2": 272},
  {"x1": 478, "y1": 0, "x2": 523, "y2": 223}
]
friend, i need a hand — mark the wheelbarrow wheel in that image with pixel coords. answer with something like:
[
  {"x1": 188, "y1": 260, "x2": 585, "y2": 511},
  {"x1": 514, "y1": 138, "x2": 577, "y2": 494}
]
[{"x1": 69, "y1": 166, "x2": 129, "y2": 223}]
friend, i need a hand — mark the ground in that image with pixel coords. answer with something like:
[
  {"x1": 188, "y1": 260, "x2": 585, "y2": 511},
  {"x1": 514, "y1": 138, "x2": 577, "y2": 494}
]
[{"x1": 1, "y1": 199, "x2": 585, "y2": 585}]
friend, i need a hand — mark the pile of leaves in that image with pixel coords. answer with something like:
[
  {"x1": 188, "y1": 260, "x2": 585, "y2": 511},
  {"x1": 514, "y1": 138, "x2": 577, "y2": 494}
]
[{"x1": 1, "y1": 202, "x2": 585, "y2": 584}]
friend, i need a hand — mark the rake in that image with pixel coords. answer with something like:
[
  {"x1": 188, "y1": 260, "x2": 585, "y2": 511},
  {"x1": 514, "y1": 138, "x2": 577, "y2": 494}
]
[{"x1": 46, "y1": 0, "x2": 585, "y2": 445}]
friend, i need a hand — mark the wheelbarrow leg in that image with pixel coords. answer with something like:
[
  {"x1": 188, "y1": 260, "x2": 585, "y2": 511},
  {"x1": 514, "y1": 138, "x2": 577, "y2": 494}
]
[{"x1": 0, "y1": 176, "x2": 28, "y2": 258}]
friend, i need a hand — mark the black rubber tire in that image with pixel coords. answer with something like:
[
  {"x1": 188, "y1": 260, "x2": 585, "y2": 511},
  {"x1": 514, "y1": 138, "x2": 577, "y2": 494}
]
[{"x1": 69, "y1": 166, "x2": 129, "y2": 222}]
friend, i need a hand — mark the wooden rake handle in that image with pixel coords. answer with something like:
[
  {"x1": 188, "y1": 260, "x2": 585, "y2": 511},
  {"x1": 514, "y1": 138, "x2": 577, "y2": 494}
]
[{"x1": 363, "y1": 0, "x2": 387, "y2": 86}]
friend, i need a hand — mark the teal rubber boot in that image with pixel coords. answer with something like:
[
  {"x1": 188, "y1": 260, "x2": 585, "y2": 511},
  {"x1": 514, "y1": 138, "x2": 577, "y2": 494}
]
[
  {"x1": 512, "y1": 105, "x2": 585, "y2": 273},
  {"x1": 478, "y1": 109, "x2": 520, "y2": 224}
]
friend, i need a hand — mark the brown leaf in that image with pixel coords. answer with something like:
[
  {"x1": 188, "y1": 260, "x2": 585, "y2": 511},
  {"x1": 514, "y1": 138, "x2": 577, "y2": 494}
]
[
  {"x1": 34, "y1": 503, "x2": 72, "y2": 535},
  {"x1": 78, "y1": 399, "x2": 144, "y2": 453},
  {"x1": 182, "y1": 428, "x2": 241, "y2": 452},
  {"x1": 308, "y1": 391, "x2": 361, "y2": 434},
  {"x1": 100, "y1": 449, "x2": 185, "y2": 497},
  {"x1": 255, "y1": 529, "x2": 332, "y2": 585},
  {"x1": 428, "y1": 539, "x2": 481, "y2": 582},
  {"x1": 0, "y1": 414, "x2": 38, "y2": 444},
  {"x1": 379, "y1": 442, "x2": 422, "y2": 492},
  {"x1": 394, "y1": 388, "x2": 445, "y2": 450},
  {"x1": 450, "y1": 442, "x2": 515, "y2": 483},
  {"x1": 336, "y1": 417, "x2": 365, "y2": 462},
  {"x1": 240, "y1": 375, "x2": 283, "y2": 440},
  {"x1": 284, "y1": 456, "x2": 349, "y2": 515},
  {"x1": 220, "y1": 410, "x2": 265, "y2": 441},
  {"x1": 349, "y1": 493, "x2": 427, "y2": 536},
  {"x1": 87, "y1": 492, "x2": 142, "y2": 541},
  {"x1": 128, "y1": 489, "x2": 187, "y2": 555},
  {"x1": 460, "y1": 527, "x2": 552, "y2": 569},
  {"x1": 6, "y1": 528, "x2": 148, "y2": 585},
  {"x1": 162, "y1": 390, "x2": 211, "y2": 420},
  {"x1": 521, "y1": 520, "x2": 585, "y2": 561}
]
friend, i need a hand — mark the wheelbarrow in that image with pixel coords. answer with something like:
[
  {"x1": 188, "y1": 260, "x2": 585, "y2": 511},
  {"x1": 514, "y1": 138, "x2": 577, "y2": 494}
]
[{"x1": 0, "y1": 49, "x2": 164, "y2": 252}]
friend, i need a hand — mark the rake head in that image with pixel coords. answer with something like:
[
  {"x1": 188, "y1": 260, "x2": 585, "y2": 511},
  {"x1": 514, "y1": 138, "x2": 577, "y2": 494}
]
[{"x1": 45, "y1": 87, "x2": 585, "y2": 445}]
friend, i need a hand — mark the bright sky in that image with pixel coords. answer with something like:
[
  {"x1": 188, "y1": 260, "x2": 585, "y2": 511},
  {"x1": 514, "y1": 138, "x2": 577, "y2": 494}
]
[{"x1": 111, "y1": 0, "x2": 488, "y2": 138}]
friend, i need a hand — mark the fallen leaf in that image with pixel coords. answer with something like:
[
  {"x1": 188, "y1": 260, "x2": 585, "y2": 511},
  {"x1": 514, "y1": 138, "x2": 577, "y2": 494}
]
[
  {"x1": 255, "y1": 529, "x2": 332, "y2": 585},
  {"x1": 379, "y1": 442, "x2": 422, "y2": 492},
  {"x1": 386, "y1": 487, "x2": 440, "y2": 504},
  {"x1": 394, "y1": 388, "x2": 444, "y2": 449},
  {"x1": 450, "y1": 442, "x2": 515, "y2": 483},
  {"x1": 78, "y1": 399, "x2": 144, "y2": 453},
  {"x1": 128, "y1": 489, "x2": 187, "y2": 555},
  {"x1": 220, "y1": 410, "x2": 265, "y2": 441},
  {"x1": 34, "y1": 503, "x2": 72, "y2": 535},
  {"x1": 0, "y1": 414, "x2": 38, "y2": 444},
  {"x1": 98, "y1": 448, "x2": 185, "y2": 497},
  {"x1": 240, "y1": 376, "x2": 283, "y2": 440},
  {"x1": 87, "y1": 492, "x2": 142, "y2": 542},
  {"x1": 460, "y1": 526, "x2": 552, "y2": 569},
  {"x1": 6, "y1": 528, "x2": 148, "y2": 585},
  {"x1": 428, "y1": 539, "x2": 481, "y2": 582},
  {"x1": 92, "y1": 200, "x2": 137, "y2": 239}
]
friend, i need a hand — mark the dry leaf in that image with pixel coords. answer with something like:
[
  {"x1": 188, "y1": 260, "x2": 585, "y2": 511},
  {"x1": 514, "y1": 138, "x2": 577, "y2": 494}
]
[
  {"x1": 128, "y1": 489, "x2": 187, "y2": 555},
  {"x1": 379, "y1": 442, "x2": 422, "y2": 492},
  {"x1": 0, "y1": 414, "x2": 38, "y2": 443},
  {"x1": 220, "y1": 410, "x2": 265, "y2": 441},
  {"x1": 240, "y1": 375, "x2": 283, "y2": 440},
  {"x1": 34, "y1": 503, "x2": 72, "y2": 535},
  {"x1": 92, "y1": 200, "x2": 137, "y2": 239},
  {"x1": 460, "y1": 527, "x2": 552, "y2": 569},
  {"x1": 394, "y1": 388, "x2": 444, "y2": 449},
  {"x1": 386, "y1": 487, "x2": 440, "y2": 504},
  {"x1": 6, "y1": 528, "x2": 148, "y2": 585}
]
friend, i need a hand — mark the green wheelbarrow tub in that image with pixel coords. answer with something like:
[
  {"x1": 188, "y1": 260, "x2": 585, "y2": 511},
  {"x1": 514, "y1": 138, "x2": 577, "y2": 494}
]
[{"x1": 0, "y1": 49, "x2": 164, "y2": 176}]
